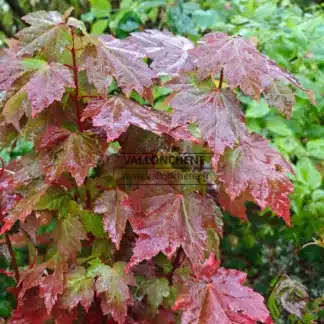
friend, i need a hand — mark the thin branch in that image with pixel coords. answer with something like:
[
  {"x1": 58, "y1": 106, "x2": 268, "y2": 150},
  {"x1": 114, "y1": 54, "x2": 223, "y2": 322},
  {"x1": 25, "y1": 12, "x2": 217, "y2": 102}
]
[
  {"x1": 0, "y1": 156, "x2": 4, "y2": 179},
  {"x1": 218, "y1": 68, "x2": 224, "y2": 90},
  {"x1": 168, "y1": 247, "x2": 184, "y2": 284},
  {"x1": 265, "y1": 248, "x2": 300, "y2": 304},
  {"x1": 5, "y1": 233, "x2": 20, "y2": 282},
  {"x1": 70, "y1": 28, "x2": 83, "y2": 132}
]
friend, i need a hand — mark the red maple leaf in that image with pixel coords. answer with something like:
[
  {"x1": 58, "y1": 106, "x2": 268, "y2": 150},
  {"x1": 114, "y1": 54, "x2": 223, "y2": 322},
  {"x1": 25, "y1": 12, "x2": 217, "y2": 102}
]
[
  {"x1": 94, "y1": 189, "x2": 133, "y2": 250},
  {"x1": 190, "y1": 32, "x2": 307, "y2": 102},
  {"x1": 82, "y1": 97, "x2": 194, "y2": 143},
  {"x1": 80, "y1": 35, "x2": 155, "y2": 96},
  {"x1": 174, "y1": 254, "x2": 272, "y2": 324},
  {"x1": 217, "y1": 134, "x2": 293, "y2": 224},
  {"x1": 130, "y1": 30, "x2": 194, "y2": 75},
  {"x1": 127, "y1": 181, "x2": 222, "y2": 273},
  {"x1": 37, "y1": 126, "x2": 103, "y2": 186}
]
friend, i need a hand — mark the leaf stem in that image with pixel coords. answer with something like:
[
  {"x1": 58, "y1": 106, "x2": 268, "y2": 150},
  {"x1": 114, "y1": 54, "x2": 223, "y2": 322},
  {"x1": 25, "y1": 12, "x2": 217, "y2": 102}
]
[
  {"x1": 70, "y1": 28, "x2": 83, "y2": 132},
  {"x1": 5, "y1": 233, "x2": 20, "y2": 282},
  {"x1": 265, "y1": 247, "x2": 300, "y2": 304},
  {"x1": 168, "y1": 247, "x2": 185, "y2": 284},
  {"x1": 218, "y1": 68, "x2": 224, "y2": 90},
  {"x1": 0, "y1": 156, "x2": 4, "y2": 179}
]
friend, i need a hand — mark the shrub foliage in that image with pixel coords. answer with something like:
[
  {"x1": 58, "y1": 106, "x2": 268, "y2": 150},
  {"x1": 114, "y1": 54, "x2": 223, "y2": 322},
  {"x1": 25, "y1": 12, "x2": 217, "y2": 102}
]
[{"x1": 0, "y1": 7, "x2": 315, "y2": 323}]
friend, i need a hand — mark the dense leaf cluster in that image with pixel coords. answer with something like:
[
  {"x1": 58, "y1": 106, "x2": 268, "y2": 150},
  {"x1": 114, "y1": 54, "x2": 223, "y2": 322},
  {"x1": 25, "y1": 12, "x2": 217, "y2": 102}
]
[{"x1": 0, "y1": 2, "x2": 322, "y2": 323}]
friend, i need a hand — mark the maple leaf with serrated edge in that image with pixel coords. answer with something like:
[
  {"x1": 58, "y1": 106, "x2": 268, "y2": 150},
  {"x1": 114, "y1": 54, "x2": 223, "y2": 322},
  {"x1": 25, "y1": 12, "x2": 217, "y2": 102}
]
[
  {"x1": 168, "y1": 81, "x2": 248, "y2": 163},
  {"x1": 0, "y1": 48, "x2": 26, "y2": 91},
  {"x1": 15, "y1": 11, "x2": 70, "y2": 57},
  {"x1": 264, "y1": 81, "x2": 295, "y2": 118},
  {"x1": 190, "y1": 32, "x2": 308, "y2": 103},
  {"x1": 141, "y1": 278, "x2": 170, "y2": 310},
  {"x1": 173, "y1": 254, "x2": 272, "y2": 324},
  {"x1": 2, "y1": 88, "x2": 32, "y2": 130},
  {"x1": 88, "y1": 259, "x2": 136, "y2": 324},
  {"x1": 17, "y1": 254, "x2": 67, "y2": 313},
  {"x1": 94, "y1": 189, "x2": 133, "y2": 250},
  {"x1": 0, "y1": 115, "x2": 17, "y2": 147},
  {"x1": 217, "y1": 134, "x2": 293, "y2": 224},
  {"x1": 80, "y1": 35, "x2": 155, "y2": 96},
  {"x1": 26, "y1": 63, "x2": 74, "y2": 117},
  {"x1": 39, "y1": 255, "x2": 68, "y2": 313},
  {"x1": 9, "y1": 288, "x2": 51, "y2": 324},
  {"x1": 54, "y1": 215, "x2": 87, "y2": 258},
  {"x1": 0, "y1": 180, "x2": 49, "y2": 234},
  {"x1": 1, "y1": 62, "x2": 74, "y2": 128},
  {"x1": 130, "y1": 30, "x2": 194, "y2": 75},
  {"x1": 61, "y1": 266, "x2": 95, "y2": 312},
  {"x1": 37, "y1": 126, "x2": 102, "y2": 186},
  {"x1": 126, "y1": 181, "x2": 223, "y2": 273},
  {"x1": 82, "y1": 97, "x2": 194, "y2": 143},
  {"x1": 0, "y1": 152, "x2": 42, "y2": 191}
]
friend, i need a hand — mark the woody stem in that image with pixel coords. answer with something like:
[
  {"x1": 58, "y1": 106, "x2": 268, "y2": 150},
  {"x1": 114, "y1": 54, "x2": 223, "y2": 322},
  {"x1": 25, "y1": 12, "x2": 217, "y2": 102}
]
[
  {"x1": 218, "y1": 68, "x2": 224, "y2": 90},
  {"x1": 5, "y1": 233, "x2": 20, "y2": 282},
  {"x1": 71, "y1": 28, "x2": 83, "y2": 132}
]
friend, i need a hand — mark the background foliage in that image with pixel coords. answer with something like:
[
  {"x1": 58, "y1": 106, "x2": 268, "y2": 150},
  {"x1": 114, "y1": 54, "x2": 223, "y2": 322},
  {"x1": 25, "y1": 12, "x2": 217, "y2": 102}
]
[{"x1": 0, "y1": 0, "x2": 323, "y2": 323}]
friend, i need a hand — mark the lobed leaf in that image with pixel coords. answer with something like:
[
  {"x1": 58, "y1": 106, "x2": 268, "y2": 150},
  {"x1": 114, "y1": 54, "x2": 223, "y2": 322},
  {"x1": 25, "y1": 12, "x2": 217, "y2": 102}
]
[
  {"x1": 168, "y1": 82, "x2": 247, "y2": 163},
  {"x1": 80, "y1": 35, "x2": 155, "y2": 96},
  {"x1": 88, "y1": 259, "x2": 135, "y2": 324},
  {"x1": 191, "y1": 32, "x2": 307, "y2": 105},
  {"x1": 82, "y1": 96, "x2": 193, "y2": 143},
  {"x1": 174, "y1": 254, "x2": 272, "y2": 324},
  {"x1": 217, "y1": 134, "x2": 294, "y2": 224},
  {"x1": 16, "y1": 11, "x2": 70, "y2": 57},
  {"x1": 37, "y1": 126, "x2": 102, "y2": 186},
  {"x1": 130, "y1": 29, "x2": 194, "y2": 75},
  {"x1": 127, "y1": 181, "x2": 223, "y2": 273},
  {"x1": 61, "y1": 266, "x2": 95, "y2": 312},
  {"x1": 94, "y1": 189, "x2": 133, "y2": 250}
]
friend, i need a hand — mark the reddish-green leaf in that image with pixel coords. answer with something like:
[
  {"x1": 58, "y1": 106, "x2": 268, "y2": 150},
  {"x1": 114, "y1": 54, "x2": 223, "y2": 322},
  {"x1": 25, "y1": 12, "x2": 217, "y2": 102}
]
[
  {"x1": 94, "y1": 189, "x2": 133, "y2": 250},
  {"x1": 9, "y1": 288, "x2": 51, "y2": 324},
  {"x1": 61, "y1": 266, "x2": 95, "y2": 312},
  {"x1": 168, "y1": 83, "x2": 247, "y2": 162},
  {"x1": 127, "y1": 182, "x2": 223, "y2": 273},
  {"x1": 191, "y1": 32, "x2": 306, "y2": 101},
  {"x1": 16, "y1": 11, "x2": 70, "y2": 57},
  {"x1": 217, "y1": 134, "x2": 293, "y2": 224},
  {"x1": 39, "y1": 255, "x2": 68, "y2": 313},
  {"x1": 264, "y1": 82, "x2": 295, "y2": 118},
  {"x1": 174, "y1": 254, "x2": 272, "y2": 324},
  {"x1": 0, "y1": 48, "x2": 25, "y2": 91},
  {"x1": 26, "y1": 63, "x2": 74, "y2": 117},
  {"x1": 0, "y1": 152, "x2": 41, "y2": 191},
  {"x1": 130, "y1": 30, "x2": 194, "y2": 75},
  {"x1": 80, "y1": 36, "x2": 155, "y2": 96},
  {"x1": 88, "y1": 259, "x2": 135, "y2": 324},
  {"x1": 38, "y1": 127, "x2": 102, "y2": 186},
  {"x1": 0, "y1": 180, "x2": 49, "y2": 234},
  {"x1": 17, "y1": 254, "x2": 68, "y2": 313},
  {"x1": 54, "y1": 215, "x2": 87, "y2": 258},
  {"x1": 82, "y1": 97, "x2": 193, "y2": 143}
]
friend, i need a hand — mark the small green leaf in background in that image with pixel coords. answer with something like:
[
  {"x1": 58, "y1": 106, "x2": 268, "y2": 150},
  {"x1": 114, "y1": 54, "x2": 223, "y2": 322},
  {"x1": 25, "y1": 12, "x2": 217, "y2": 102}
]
[
  {"x1": 266, "y1": 116, "x2": 293, "y2": 137},
  {"x1": 80, "y1": 211, "x2": 106, "y2": 238},
  {"x1": 246, "y1": 98, "x2": 270, "y2": 118},
  {"x1": 295, "y1": 158, "x2": 322, "y2": 190},
  {"x1": 90, "y1": 0, "x2": 111, "y2": 18},
  {"x1": 306, "y1": 139, "x2": 324, "y2": 160},
  {"x1": 141, "y1": 278, "x2": 170, "y2": 310},
  {"x1": 91, "y1": 19, "x2": 109, "y2": 34}
]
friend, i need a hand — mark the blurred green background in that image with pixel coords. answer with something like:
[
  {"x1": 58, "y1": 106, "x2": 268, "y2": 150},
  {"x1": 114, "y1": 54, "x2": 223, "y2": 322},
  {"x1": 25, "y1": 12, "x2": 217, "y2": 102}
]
[{"x1": 0, "y1": 0, "x2": 323, "y2": 323}]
